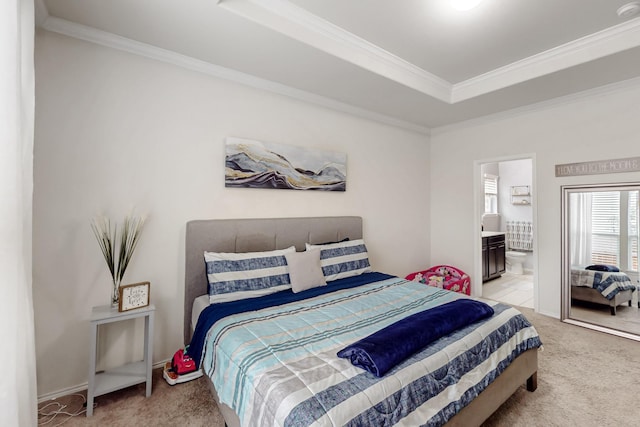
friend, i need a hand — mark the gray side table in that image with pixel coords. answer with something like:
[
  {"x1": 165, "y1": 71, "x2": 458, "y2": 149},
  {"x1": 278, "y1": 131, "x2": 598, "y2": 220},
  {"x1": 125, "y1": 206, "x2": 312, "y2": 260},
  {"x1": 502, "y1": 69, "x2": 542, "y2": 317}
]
[{"x1": 87, "y1": 303, "x2": 155, "y2": 416}]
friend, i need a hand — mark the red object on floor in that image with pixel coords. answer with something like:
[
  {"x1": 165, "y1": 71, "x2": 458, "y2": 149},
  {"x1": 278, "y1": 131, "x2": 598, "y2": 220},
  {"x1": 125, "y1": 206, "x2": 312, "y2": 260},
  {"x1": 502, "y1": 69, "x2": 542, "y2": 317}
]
[
  {"x1": 405, "y1": 265, "x2": 471, "y2": 295},
  {"x1": 172, "y1": 348, "x2": 197, "y2": 375}
]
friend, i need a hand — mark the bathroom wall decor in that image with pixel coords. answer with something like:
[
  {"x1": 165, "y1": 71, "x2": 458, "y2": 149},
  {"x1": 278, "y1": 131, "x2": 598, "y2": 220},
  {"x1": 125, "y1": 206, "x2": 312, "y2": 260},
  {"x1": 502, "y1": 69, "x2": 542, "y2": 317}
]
[
  {"x1": 506, "y1": 220, "x2": 533, "y2": 251},
  {"x1": 224, "y1": 137, "x2": 347, "y2": 191}
]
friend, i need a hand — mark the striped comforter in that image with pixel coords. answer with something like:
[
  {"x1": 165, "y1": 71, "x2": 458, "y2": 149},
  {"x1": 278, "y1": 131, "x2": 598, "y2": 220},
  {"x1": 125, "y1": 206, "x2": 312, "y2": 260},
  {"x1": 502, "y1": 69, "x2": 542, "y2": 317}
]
[
  {"x1": 571, "y1": 269, "x2": 637, "y2": 300},
  {"x1": 200, "y1": 274, "x2": 541, "y2": 426}
]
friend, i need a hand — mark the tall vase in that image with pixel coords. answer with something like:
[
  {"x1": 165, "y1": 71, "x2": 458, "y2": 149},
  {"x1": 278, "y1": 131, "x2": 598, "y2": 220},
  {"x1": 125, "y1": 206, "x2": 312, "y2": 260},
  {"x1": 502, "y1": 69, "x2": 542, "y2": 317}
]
[{"x1": 111, "y1": 278, "x2": 120, "y2": 309}]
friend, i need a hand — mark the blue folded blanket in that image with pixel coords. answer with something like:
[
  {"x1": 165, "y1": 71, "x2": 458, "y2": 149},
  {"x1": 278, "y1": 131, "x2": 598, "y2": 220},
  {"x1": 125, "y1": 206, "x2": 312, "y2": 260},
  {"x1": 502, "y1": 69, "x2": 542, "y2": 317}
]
[{"x1": 337, "y1": 299, "x2": 494, "y2": 377}]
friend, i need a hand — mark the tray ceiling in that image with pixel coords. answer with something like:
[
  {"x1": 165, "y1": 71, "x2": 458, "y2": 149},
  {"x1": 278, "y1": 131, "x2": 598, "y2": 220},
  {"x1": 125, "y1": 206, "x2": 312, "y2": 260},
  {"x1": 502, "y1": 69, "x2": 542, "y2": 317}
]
[{"x1": 38, "y1": 0, "x2": 640, "y2": 131}]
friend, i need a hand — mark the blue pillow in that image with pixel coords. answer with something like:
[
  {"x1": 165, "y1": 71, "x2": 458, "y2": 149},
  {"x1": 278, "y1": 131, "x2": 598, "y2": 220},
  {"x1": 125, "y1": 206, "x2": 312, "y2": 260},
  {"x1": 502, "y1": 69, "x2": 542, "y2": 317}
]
[
  {"x1": 204, "y1": 246, "x2": 295, "y2": 304},
  {"x1": 306, "y1": 239, "x2": 371, "y2": 282}
]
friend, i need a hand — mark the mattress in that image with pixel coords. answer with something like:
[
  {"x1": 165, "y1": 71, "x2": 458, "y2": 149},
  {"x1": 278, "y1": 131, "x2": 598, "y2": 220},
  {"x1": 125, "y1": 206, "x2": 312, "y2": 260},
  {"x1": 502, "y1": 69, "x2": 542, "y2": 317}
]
[
  {"x1": 191, "y1": 294, "x2": 210, "y2": 333},
  {"x1": 191, "y1": 272, "x2": 541, "y2": 426}
]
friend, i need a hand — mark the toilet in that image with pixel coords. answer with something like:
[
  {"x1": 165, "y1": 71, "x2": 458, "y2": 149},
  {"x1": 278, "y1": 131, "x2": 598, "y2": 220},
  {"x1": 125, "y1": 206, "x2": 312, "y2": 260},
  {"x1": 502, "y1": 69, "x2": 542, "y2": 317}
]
[{"x1": 505, "y1": 251, "x2": 526, "y2": 275}]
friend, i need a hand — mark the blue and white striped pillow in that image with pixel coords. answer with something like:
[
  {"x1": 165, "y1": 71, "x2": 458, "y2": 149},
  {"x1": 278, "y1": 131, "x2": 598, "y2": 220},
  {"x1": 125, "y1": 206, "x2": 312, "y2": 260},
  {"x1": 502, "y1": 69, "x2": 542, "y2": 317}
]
[
  {"x1": 305, "y1": 239, "x2": 372, "y2": 282},
  {"x1": 204, "y1": 246, "x2": 295, "y2": 304}
]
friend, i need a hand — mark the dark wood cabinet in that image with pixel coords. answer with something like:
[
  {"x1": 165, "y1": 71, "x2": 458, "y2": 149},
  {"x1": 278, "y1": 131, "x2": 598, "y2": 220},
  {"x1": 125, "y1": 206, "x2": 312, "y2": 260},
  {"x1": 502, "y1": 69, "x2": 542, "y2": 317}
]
[
  {"x1": 482, "y1": 244, "x2": 488, "y2": 280},
  {"x1": 482, "y1": 234, "x2": 506, "y2": 282}
]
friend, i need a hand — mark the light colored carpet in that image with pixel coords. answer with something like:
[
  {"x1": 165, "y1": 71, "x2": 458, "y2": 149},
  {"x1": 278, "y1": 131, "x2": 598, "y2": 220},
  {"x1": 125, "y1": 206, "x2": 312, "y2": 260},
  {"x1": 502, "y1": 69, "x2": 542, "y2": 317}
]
[
  {"x1": 44, "y1": 307, "x2": 639, "y2": 426},
  {"x1": 41, "y1": 368, "x2": 224, "y2": 427},
  {"x1": 482, "y1": 307, "x2": 639, "y2": 426}
]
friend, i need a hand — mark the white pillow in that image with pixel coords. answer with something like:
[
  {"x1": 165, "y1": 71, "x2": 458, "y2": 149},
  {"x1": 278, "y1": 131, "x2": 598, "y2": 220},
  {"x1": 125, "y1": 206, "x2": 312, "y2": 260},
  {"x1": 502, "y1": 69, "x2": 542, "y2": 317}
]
[
  {"x1": 204, "y1": 246, "x2": 295, "y2": 304},
  {"x1": 306, "y1": 239, "x2": 372, "y2": 282},
  {"x1": 285, "y1": 249, "x2": 326, "y2": 293}
]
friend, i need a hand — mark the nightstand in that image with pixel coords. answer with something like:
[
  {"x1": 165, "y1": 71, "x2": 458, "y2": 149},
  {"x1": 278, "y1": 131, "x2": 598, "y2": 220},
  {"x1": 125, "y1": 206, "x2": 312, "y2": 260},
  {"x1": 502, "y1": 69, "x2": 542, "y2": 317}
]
[{"x1": 87, "y1": 303, "x2": 155, "y2": 416}]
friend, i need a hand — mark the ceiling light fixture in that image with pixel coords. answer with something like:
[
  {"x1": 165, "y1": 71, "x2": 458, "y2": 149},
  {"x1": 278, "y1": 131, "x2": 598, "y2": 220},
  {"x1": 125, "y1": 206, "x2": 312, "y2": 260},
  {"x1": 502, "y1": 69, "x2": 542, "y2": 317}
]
[
  {"x1": 450, "y1": 0, "x2": 484, "y2": 11},
  {"x1": 617, "y1": 2, "x2": 640, "y2": 18}
]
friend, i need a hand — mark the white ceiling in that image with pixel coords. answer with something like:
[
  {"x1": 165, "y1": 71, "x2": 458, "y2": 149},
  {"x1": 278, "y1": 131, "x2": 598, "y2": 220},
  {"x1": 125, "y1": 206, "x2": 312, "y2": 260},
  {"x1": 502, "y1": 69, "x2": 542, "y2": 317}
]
[{"x1": 37, "y1": 0, "x2": 640, "y2": 132}]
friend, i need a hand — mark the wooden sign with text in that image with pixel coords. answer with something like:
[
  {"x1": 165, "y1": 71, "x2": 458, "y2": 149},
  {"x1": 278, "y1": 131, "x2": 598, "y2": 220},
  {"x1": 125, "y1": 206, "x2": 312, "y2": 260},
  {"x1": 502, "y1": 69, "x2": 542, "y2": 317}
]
[{"x1": 555, "y1": 157, "x2": 640, "y2": 177}]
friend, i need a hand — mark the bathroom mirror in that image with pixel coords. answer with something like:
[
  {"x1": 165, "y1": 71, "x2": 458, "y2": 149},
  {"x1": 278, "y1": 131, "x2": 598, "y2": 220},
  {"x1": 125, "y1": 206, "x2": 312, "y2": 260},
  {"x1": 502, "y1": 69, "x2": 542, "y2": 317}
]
[{"x1": 561, "y1": 182, "x2": 640, "y2": 339}]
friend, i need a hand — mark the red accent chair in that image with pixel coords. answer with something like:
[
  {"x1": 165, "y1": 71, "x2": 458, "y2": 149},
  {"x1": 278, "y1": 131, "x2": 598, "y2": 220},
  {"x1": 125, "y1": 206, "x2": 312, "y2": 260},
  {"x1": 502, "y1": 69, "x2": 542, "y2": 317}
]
[{"x1": 405, "y1": 265, "x2": 471, "y2": 295}]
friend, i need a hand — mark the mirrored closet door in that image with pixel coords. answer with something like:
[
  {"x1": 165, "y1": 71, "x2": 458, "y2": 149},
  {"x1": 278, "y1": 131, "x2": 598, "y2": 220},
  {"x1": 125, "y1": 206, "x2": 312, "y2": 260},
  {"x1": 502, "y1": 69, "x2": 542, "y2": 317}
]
[{"x1": 561, "y1": 183, "x2": 640, "y2": 338}]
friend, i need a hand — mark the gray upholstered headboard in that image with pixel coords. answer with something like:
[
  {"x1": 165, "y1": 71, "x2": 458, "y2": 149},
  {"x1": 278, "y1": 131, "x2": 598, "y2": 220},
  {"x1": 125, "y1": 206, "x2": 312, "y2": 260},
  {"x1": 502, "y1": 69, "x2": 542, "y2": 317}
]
[{"x1": 184, "y1": 216, "x2": 363, "y2": 344}]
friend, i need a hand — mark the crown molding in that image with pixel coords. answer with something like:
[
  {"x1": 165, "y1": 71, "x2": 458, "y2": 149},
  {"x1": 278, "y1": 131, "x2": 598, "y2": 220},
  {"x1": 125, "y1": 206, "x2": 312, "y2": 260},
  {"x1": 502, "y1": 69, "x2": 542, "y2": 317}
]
[
  {"x1": 432, "y1": 75, "x2": 640, "y2": 136},
  {"x1": 452, "y1": 17, "x2": 640, "y2": 102},
  {"x1": 36, "y1": 1, "x2": 640, "y2": 134},
  {"x1": 216, "y1": 0, "x2": 452, "y2": 102},
  {"x1": 39, "y1": 16, "x2": 430, "y2": 135},
  {"x1": 218, "y1": 1, "x2": 640, "y2": 104}
]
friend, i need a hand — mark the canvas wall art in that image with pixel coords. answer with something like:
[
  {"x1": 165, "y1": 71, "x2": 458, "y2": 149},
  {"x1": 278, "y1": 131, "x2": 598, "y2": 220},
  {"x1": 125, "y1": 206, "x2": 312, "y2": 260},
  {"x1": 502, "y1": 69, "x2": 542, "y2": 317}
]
[{"x1": 225, "y1": 137, "x2": 347, "y2": 191}]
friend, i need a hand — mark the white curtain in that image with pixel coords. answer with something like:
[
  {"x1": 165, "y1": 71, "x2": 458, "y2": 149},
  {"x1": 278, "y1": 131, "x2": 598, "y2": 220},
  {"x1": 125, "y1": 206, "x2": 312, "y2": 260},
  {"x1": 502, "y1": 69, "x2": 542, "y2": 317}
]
[
  {"x1": 0, "y1": 0, "x2": 37, "y2": 425},
  {"x1": 569, "y1": 193, "x2": 593, "y2": 267}
]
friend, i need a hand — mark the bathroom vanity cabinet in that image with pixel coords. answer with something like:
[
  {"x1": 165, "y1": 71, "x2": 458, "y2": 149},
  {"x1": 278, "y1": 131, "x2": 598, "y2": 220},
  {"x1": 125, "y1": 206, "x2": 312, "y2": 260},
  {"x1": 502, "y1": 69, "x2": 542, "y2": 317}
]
[{"x1": 482, "y1": 233, "x2": 506, "y2": 282}]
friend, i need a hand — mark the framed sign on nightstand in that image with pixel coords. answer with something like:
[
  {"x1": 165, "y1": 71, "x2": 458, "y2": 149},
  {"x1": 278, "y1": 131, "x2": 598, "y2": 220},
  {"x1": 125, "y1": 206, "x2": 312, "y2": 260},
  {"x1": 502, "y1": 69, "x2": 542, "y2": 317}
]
[{"x1": 119, "y1": 281, "x2": 151, "y2": 312}]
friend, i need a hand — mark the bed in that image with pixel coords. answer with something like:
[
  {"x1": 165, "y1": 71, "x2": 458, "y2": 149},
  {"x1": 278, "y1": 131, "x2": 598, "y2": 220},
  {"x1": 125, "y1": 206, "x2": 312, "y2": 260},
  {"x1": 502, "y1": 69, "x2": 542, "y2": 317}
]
[
  {"x1": 570, "y1": 268, "x2": 638, "y2": 315},
  {"x1": 184, "y1": 217, "x2": 541, "y2": 427}
]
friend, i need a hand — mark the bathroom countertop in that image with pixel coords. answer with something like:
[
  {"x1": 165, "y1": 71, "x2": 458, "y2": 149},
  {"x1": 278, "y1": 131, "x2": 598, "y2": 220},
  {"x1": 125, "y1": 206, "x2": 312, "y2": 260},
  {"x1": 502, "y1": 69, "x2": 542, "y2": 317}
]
[{"x1": 481, "y1": 231, "x2": 505, "y2": 238}]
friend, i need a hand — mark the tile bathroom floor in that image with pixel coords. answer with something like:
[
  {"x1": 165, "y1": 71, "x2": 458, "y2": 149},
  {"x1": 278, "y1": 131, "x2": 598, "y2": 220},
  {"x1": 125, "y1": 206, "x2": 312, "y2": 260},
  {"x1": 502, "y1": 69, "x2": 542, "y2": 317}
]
[{"x1": 482, "y1": 272, "x2": 534, "y2": 309}]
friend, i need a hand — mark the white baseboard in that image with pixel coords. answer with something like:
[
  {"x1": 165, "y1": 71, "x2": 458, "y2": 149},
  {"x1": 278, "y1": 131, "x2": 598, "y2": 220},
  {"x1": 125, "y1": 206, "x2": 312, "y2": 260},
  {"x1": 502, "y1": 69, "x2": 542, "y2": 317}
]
[
  {"x1": 37, "y1": 359, "x2": 169, "y2": 403},
  {"x1": 537, "y1": 309, "x2": 560, "y2": 319},
  {"x1": 38, "y1": 383, "x2": 87, "y2": 404}
]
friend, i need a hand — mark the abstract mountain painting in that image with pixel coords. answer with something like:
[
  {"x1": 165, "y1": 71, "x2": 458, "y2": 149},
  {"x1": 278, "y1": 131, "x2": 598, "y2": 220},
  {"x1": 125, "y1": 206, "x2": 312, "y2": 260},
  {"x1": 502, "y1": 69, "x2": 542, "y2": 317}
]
[{"x1": 225, "y1": 137, "x2": 347, "y2": 191}]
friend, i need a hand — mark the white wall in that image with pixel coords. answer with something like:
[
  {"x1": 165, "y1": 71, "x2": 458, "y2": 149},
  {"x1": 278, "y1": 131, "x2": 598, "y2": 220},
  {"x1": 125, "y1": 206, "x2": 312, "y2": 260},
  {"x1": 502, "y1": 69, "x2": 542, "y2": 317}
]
[
  {"x1": 498, "y1": 159, "x2": 533, "y2": 225},
  {"x1": 430, "y1": 81, "x2": 640, "y2": 318},
  {"x1": 33, "y1": 31, "x2": 430, "y2": 396}
]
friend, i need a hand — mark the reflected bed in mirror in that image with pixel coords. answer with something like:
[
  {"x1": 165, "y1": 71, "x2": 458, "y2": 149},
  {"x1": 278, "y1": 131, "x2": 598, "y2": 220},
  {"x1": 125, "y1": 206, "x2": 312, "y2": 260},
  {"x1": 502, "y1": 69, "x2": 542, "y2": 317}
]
[{"x1": 561, "y1": 183, "x2": 640, "y2": 339}]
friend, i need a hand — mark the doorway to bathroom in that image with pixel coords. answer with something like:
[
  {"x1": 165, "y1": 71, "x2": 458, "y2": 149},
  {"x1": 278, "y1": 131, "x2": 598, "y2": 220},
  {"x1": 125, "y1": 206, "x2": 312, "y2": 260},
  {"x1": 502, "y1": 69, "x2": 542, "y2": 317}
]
[{"x1": 478, "y1": 157, "x2": 536, "y2": 309}]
